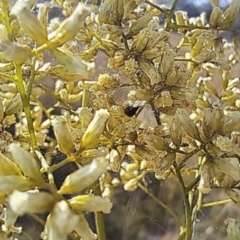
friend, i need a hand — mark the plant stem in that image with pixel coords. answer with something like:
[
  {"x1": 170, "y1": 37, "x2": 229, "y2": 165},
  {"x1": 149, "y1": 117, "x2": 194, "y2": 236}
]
[
  {"x1": 149, "y1": 99, "x2": 161, "y2": 125},
  {"x1": 173, "y1": 163, "x2": 193, "y2": 240},
  {"x1": 165, "y1": 0, "x2": 179, "y2": 31},
  {"x1": 201, "y1": 199, "x2": 232, "y2": 208},
  {"x1": 138, "y1": 183, "x2": 183, "y2": 228},
  {"x1": 27, "y1": 56, "x2": 37, "y2": 98},
  {"x1": 14, "y1": 64, "x2": 38, "y2": 150},
  {"x1": 169, "y1": 23, "x2": 240, "y2": 33},
  {"x1": 94, "y1": 182, "x2": 106, "y2": 240},
  {"x1": 145, "y1": 0, "x2": 169, "y2": 15}
]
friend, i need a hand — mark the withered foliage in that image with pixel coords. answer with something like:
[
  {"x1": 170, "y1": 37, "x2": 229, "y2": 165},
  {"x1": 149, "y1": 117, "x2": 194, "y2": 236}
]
[{"x1": 0, "y1": 0, "x2": 240, "y2": 239}]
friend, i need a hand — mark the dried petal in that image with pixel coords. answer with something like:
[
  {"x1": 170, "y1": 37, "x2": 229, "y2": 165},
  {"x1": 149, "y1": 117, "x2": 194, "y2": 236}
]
[
  {"x1": 69, "y1": 195, "x2": 112, "y2": 214},
  {"x1": 59, "y1": 156, "x2": 109, "y2": 195}
]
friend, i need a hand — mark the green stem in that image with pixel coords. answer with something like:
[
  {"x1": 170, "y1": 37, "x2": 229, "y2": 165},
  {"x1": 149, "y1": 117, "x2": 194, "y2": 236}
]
[
  {"x1": 145, "y1": 0, "x2": 169, "y2": 15},
  {"x1": 27, "y1": 56, "x2": 37, "y2": 98},
  {"x1": 14, "y1": 64, "x2": 38, "y2": 150},
  {"x1": 201, "y1": 199, "x2": 232, "y2": 208},
  {"x1": 1, "y1": 0, "x2": 12, "y2": 40},
  {"x1": 0, "y1": 72, "x2": 15, "y2": 82},
  {"x1": 165, "y1": 0, "x2": 179, "y2": 31},
  {"x1": 94, "y1": 183, "x2": 106, "y2": 240}
]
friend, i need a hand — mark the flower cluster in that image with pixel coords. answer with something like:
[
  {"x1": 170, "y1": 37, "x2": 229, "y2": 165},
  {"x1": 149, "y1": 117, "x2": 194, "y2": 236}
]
[{"x1": 0, "y1": 0, "x2": 240, "y2": 239}]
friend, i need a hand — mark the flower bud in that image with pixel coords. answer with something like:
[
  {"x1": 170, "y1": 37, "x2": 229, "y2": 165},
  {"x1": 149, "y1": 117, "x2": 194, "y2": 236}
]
[
  {"x1": 81, "y1": 109, "x2": 110, "y2": 150},
  {"x1": 127, "y1": 12, "x2": 152, "y2": 37},
  {"x1": 198, "y1": 161, "x2": 213, "y2": 194},
  {"x1": 48, "y1": 3, "x2": 90, "y2": 48},
  {"x1": 211, "y1": 108, "x2": 224, "y2": 133},
  {"x1": 0, "y1": 152, "x2": 22, "y2": 176},
  {"x1": 45, "y1": 201, "x2": 80, "y2": 240},
  {"x1": 139, "y1": 57, "x2": 161, "y2": 85},
  {"x1": 169, "y1": 117, "x2": 182, "y2": 148},
  {"x1": 112, "y1": 120, "x2": 138, "y2": 138},
  {"x1": 177, "y1": 109, "x2": 201, "y2": 140},
  {"x1": 98, "y1": 74, "x2": 119, "y2": 89},
  {"x1": 98, "y1": 0, "x2": 124, "y2": 26},
  {"x1": 209, "y1": 7, "x2": 223, "y2": 28},
  {"x1": 77, "y1": 149, "x2": 106, "y2": 165},
  {"x1": 5, "y1": 93, "x2": 23, "y2": 115},
  {"x1": 7, "y1": 143, "x2": 43, "y2": 182},
  {"x1": 37, "y1": 3, "x2": 50, "y2": 27},
  {"x1": 69, "y1": 195, "x2": 112, "y2": 214},
  {"x1": 144, "y1": 134, "x2": 167, "y2": 151},
  {"x1": 10, "y1": 2, "x2": 47, "y2": 44},
  {"x1": 109, "y1": 148, "x2": 121, "y2": 172},
  {"x1": 133, "y1": 28, "x2": 150, "y2": 52},
  {"x1": 142, "y1": 41, "x2": 168, "y2": 59},
  {"x1": 9, "y1": 190, "x2": 55, "y2": 215},
  {"x1": 124, "y1": 178, "x2": 139, "y2": 191},
  {"x1": 220, "y1": 0, "x2": 240, "y2": 27},
  {"x1": 154, "y1": 152, "x2": 176, "y2": 178},
  {"x1": 202, "y1": 108, "x2": 214, "y2": 137},
  {"x1": 211, "y1": 0, "x2": 219, "y2": 6},
  {"x1": 51, "y1": 116, "x2": 75, "y2": 155},
  {"x1": 59, "y1": 156, "x2": 109, "y2": 195},
  {"x1": 52, "y1": 49, "x2": 95, "y2": 82},
  {"x1": 0, "y1": 41, "x2": 32, "y2": 64}
]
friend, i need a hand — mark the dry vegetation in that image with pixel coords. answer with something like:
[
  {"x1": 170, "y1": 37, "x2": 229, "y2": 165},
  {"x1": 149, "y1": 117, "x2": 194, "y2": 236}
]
[{"x1": 0, "y1": 0, "x2": 240, "y2": 240}]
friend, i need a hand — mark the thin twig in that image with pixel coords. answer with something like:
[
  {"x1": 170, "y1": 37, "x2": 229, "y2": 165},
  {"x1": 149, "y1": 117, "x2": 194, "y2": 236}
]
[
  {"x1": 173, "y1": 162, "x2": 193, "y2": 240},
  {"x1": 138, "y1": 183, "x2": 183, "y2": 228},
  {"x1": 201, "y1": 199, "x2": 232, "y2": 208}
]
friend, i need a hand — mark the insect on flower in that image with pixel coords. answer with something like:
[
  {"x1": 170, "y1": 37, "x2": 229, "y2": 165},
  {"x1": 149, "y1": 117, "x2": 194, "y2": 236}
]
[{"x1": 124, "y1": 101, "x2": 146, "y2": 117}]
